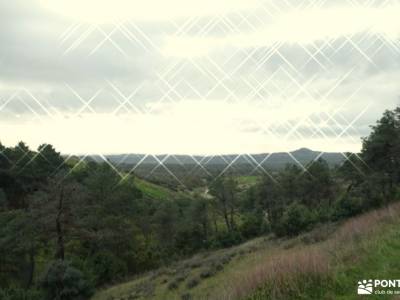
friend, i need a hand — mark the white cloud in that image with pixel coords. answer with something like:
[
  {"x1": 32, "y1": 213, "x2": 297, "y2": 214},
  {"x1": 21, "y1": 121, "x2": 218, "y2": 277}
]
[
  {"x1": 162, "y1": 4, "x2": 400, "y2": 57},
  {"x1": 40, "y1": 0, "x2": 259, "y2": 23},
  {"x1": 1, "y1": 99, "x2": 360, "y2": 155},
  {"x1": 1, "y1": 1, "x2": 398, "y2": 155}
]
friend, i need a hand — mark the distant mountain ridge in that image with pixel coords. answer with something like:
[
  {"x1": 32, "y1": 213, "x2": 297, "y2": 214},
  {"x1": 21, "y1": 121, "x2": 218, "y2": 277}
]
[{"x1": 89, "y1": 148, "x2": 345, "y2": 169}]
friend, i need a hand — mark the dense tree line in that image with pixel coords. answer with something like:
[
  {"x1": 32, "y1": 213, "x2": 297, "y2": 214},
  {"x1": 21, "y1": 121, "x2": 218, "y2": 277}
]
[
  {"x1": 243, "y1": 107, "x2": 400, "y2": 237},
  {"x1": 0, "y1": 107, "x2": 399, "y2": 299},
  {"x1": 0, "y1": 143, "x2": 258, "y2": 299}
]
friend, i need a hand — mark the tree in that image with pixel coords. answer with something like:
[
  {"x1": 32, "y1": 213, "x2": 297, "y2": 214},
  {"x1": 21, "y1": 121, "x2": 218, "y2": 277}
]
[
  {"x1": 175, "y1": 196, "x2": 211, "y2": 253},
  {"x1": 0, "y1": 210, "x2": 37, "y2": 288},
  {"x1": 276, "y1": 203, "x2": 314, "y2": 237},
  {"x1": 338, "y1": 152, "x2": 365, "y2": 193},
  {"x1": 209, "y1": 176, "x2": 238, "y2": 232},
  {"x1": 361, "y1": 107, "x2": 400, "y2": 200},
  {"x1": 256, "y1": 175, "x2": 282, "y2": 225},
  {"x1": 299, "y1": 158, "x2": 335, "y2": 207},
  {"x1": 30, "y1": 174, "x2": 83, "y2": 261},
  {"x1": 40, "y1": 260, "x2": 93, "y2": 300},
  {"x1": 153, "y1": 200, "x2": 179, "y2": 255},
  {"x1": 0, "y1": 141, "x2": 10, "y2": 170},
  {"x1": 76, "y1": 164, "x2": 149, "y2": 280},
  {"x1": 35, "y1": 144, "x2": 66, "y2": 180}
]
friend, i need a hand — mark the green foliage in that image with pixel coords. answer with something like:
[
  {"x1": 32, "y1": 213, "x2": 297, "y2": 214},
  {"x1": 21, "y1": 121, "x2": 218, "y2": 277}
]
[
  {"x1": 1, "y1": 105, "x2": 400, "y2": 298},
  {"x1": 210, "y1": 230, "x2": 243, "y2": 248},
  {"x1": 40, "y1": 260, "x2": 94, "y2": 300},
  {"x1": 186, "y1": 276, "x2": 200, "y2": 289},
  {"x1": 355, "y1": 107, "x2": 400, "y2": 202},
  {"x1": 333, "y1": 195, "x2": 364, "y2": 219},
  {"x1": 0, "y1": 287, "x2": 43, "y2": 300},
  {"x1": 89, "y1": 252, "x2": 128, "y2": 285},
  {"x1": 209, "y1": 176, "x2": 239, "y2": 232},
  {"x1": 240, "y1": 211, "x2": 268, "y2": 239},
  {"x1": 135, "y1": 177, "x2": 176, "y2": 200},
  {"x1": 276, "y1": 203, "x2": 315, "y2": 237},
  {"x1": 35, "y1": 144, "x2": 66, "y2": 179}
]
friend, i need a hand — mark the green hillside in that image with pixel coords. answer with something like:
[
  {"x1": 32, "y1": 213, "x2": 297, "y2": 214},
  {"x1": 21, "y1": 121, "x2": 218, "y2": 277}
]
[
  {"x1": 2, "y1": 107, "x2": 400, "y2": 300},
  {"x1": 93, "y1": 202, "x2": 400, "y2": 300},
  {"x1": 135, "y1": 178, "x2": 179, "y2": 201}
]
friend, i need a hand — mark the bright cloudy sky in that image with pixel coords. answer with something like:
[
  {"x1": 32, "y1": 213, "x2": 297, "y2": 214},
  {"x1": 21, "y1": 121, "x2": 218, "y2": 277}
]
[{"x1": 1, "y1": 0, "x2": 400, "y2": 155}]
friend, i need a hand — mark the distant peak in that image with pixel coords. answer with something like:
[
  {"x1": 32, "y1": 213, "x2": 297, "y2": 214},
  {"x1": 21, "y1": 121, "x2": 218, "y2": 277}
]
[{"x1": 292, "y1": 148, "x2": 313, "y2": 153}]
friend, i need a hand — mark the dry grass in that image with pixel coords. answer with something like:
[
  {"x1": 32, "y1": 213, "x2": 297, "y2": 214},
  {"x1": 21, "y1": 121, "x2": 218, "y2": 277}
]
[
  {"x1": 220, "y1": 246, "x2": 329, "y2": 299},
  {"x1": 333, "y1": 202, "x2": 400, "y2": 244},
  {"x1": 216, "y1": 202, "x2": 400, "y2": 300}
]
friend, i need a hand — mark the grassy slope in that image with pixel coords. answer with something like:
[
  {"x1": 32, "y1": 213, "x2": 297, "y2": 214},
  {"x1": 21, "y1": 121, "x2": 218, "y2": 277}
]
[
  {"x1": 135, "y1": 175, "x2": 259, "y2": 201},
  {"x1": 135, "y1": 178, "x2": 178, "y2": 201},
  {"x1": 93, "y1": 203, "x2": 400, "y2": 300},
  {"x1": 322, "y1": 222, "x2": 400, "y2": 300},
  {"x1": 246, "y1": 203, "x2": 400, "y2": 300},
  {"x1": 66, "y1": 160, "x2": 178, "y2": 202}
]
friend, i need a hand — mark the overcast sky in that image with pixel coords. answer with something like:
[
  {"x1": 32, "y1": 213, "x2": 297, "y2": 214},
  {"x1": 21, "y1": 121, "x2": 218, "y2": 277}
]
[{"x1": 1, "y1": 0, "x2": 399, "y2": 155}]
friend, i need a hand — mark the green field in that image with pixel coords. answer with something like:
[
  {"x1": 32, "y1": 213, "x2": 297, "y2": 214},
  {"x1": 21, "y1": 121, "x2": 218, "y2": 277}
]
[{"x1": 135, "y1": 178, "x2": 178, "y2": 201}]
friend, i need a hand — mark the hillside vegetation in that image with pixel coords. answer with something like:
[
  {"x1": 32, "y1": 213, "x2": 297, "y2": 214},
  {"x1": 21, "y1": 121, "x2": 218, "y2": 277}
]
[
  {"x1": 1, "y1": 107, "x2": 400, "y2": 300},
  {"x1": 134, "y1": 177, "x2": 179, "y2": 201},
  {"x1": 93, "y1": 202, "x2": 400, "y2": 299}
]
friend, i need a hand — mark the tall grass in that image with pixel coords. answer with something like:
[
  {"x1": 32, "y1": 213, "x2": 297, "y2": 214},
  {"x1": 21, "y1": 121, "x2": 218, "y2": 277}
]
[{"x1": 217, "y1": 202, "x2": 400, "y2": 300}]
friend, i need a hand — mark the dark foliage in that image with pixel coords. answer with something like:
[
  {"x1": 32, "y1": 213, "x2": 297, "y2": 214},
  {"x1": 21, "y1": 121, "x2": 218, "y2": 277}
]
[{"x1": 1, "y1": 106, "x2": 399, "y2": 297}]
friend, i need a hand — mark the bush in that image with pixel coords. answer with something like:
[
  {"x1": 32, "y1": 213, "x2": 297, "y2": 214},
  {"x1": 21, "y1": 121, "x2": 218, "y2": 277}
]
[
  {"x1": 167, "y1": 280, "x2": 179, "y2": 290},
  {"x1": 210, "y1": 231, "x2": 243, "y2": 248},
  {"x1": 275, "y1": 203, "x2": 314, "y2": 236},
  {"x1": 334, "y1": 195, "x2": 364, "y2": 220},
  {"x1": 0, "y1": 288, "x2": 43, "y2": 300},
  {"x1": 89, "y1": 251, "x2": 127, "y2": 285},
  {"x1": 40, "y1": 260, "x2": 94, "y2": 300},
  {"x1": 200, "y1": 267, "x2": 216, "y2": 278},
  {"x1": 239, "y1": 212, "x2": 266, "y2": 239},
  {"x1": 186, "y1": 277, "x2": 200, "y2": 289},
  {"x1": 168, "y1": 273, "x2": 187, "y2": 290}
]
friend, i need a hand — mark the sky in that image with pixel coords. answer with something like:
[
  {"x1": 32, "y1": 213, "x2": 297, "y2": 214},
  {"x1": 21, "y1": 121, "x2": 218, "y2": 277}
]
[{"x1": 0, "y1": 0, "x2": 400, "y2": 155}]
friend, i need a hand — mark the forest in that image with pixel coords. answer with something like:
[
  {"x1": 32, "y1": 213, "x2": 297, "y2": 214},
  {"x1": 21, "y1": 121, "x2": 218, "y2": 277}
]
[{"x1": 0, "y1": 107, "x2": 399, "y2": 300}]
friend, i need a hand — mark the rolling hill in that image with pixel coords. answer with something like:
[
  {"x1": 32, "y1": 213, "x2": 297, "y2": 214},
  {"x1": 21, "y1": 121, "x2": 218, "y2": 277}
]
[{"x1": 89, "y1": 148, "x2": 345, "y2": 170}]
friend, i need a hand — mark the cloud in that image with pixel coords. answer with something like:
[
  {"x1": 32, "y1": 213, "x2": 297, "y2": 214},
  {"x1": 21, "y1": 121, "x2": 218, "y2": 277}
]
[
  {"x1": 40, "y1": 0, "x2": 260, "y2": 23},
  {"x1": 1, "y1": 0, "x2": 399, "y2": 154},
  {"x1": 0, "y1": 97, "x2": 367, "y2": 154},
  {"x1": 162, "y1": 4, "x2": 400, "y2": 57}
]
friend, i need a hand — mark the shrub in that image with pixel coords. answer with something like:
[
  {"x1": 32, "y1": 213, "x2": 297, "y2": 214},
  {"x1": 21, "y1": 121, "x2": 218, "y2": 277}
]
[
  {"x1": 0, "y1": 288, "x2": 43, "y2": 300},
  {"x1": 275, "y1": 203, "x2": 314, "y2": 236},
  {"x1": 186, "y1": 277, "x2": 200, "y2": 289},
  {"x1": 212, "y1": 261, "x2": 224, "y2": 271},
  {"x1": 187, "y1": 259, "x2": 202, "y2": 269},
  {"x1": 211, "y1": 231, "x2": 243, "y2": 248},
  {"x1": 200, "y1": 267, "x2": 216, "y2": 279},
  {"x1": 239, "y1": 213, "x2": 265, "y2": 239},
  {"x1": 89, "y1": 251, "x2": 127, "y2": 285},
  {"x1": 334, "y1": 195, "x2": 364, "y2": 220},
  {"x1": 168, "y1": 273, "x2": 187, "y2": 290},
  {"x1": 167, "y1": 280, "x2": 179, "y2": 290},
  {"x1": 40, "y1": 260, "x2": 94, "y2": 300}
]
